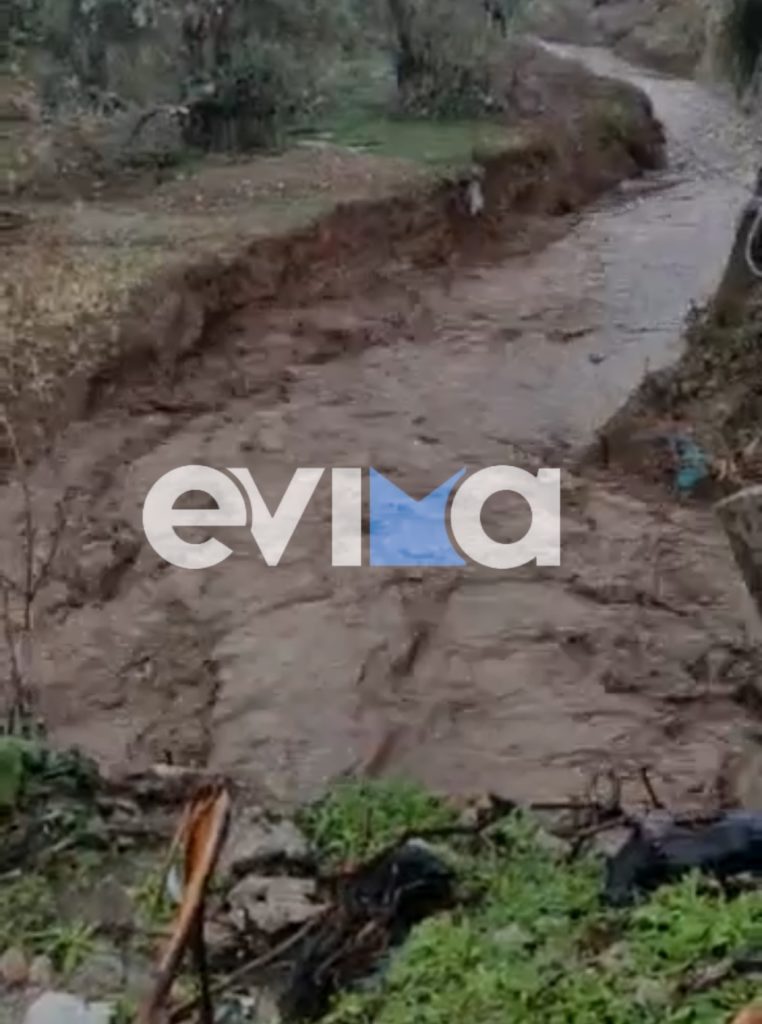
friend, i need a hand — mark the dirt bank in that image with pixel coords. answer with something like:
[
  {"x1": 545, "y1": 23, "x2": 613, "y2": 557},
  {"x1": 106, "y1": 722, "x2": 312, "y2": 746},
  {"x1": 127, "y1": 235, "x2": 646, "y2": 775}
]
[
  {"x1": 596, "y1": 278, "x2": 762, "y2": 496},
  {"x1": 1, "y1": 43, "x2": 664, "y2": 463},
  {"x1": 1, "y1": 46, "x2": 761, "y2": 812}
]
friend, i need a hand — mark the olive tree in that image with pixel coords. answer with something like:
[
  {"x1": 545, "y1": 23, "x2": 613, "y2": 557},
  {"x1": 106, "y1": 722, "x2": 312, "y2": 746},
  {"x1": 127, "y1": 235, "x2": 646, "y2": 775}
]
[{"x1": 384, "y1": 0, "x2": 521, "y2": 116}]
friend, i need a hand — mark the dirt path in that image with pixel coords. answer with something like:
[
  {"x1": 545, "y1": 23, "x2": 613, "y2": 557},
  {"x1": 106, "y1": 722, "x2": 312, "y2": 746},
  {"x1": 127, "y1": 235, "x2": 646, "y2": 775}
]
[{"x1": 3, "y1": 48, "x2": 762, "y2": 810}]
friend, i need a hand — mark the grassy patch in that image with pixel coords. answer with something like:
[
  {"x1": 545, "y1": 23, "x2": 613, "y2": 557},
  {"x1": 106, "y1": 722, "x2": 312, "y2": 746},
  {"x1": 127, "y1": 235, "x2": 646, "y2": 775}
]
[
  {"x1": 298, "y1": 778, "x2": 458, "y2": 867},
  {"x1": 298, "y1": 53, "x2": 516, "y2": 169},
  {"x1": 0, "y1": 869, "x2": 99, "y2": 975},
  {"x1": 0, "y1": 736, "x2": 170, "y2": 993},
  {"x1": 310, "y1": 114, "x2": 517, "y2": 168},
  {"x1": 302, "y1": 780, "x2": 762, "y2": 1024}
]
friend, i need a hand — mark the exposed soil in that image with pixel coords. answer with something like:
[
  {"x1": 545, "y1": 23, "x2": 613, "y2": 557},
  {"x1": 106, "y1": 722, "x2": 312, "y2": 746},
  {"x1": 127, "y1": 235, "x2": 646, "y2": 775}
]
[
  {"x1": 1, "y1": 42, "x2": 663, "y2": 454},
  {"x1": 1, "y1": 46, "x2": 762, "y2": 814},
  {"x1": 595, "y1": 288, "x2": 762, "y2": 496}
]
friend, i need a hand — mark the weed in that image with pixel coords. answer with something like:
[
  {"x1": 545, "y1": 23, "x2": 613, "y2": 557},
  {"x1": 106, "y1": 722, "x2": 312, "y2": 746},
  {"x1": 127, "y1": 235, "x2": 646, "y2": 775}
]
[
  {"x1": 298, "y1": 778, "x2": 458, "y2": 867},
  {"x1": 0, "y1": 874, "x2": 57, "y2": 952},
  {"x1": 131, "y1": 866, "x2": 177, "y2": 931},
  {"x1": 305, "y1": 112, "x2": 515, "y2": 169},
  {"x1": 110, "y1": 995, "x2": 139, "y2": 1024},
  {"x1": 312, "y1": 785, "x2": 762, "y2": 1024},
  {"x1": 33, "y1": 920, "x2": 96, "y2": 977},
  {"x1": 0, "y1": 739, "x2": 25, "y2": 809}
]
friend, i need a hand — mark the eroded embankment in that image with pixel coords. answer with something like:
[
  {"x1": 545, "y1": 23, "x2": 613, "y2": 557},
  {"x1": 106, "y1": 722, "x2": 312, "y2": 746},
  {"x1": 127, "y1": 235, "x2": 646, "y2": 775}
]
[
  {"x1": 1, "y1": 61, "x2": 664, "y2": 465},
  {"x1": 1, "y1": 47, "x2": 762, "y2": 813}
]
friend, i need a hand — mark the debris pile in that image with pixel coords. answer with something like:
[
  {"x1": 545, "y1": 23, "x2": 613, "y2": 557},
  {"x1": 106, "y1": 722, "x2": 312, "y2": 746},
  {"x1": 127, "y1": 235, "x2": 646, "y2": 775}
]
[{"x1": 1, "y1": 747, "x2": 761, "y2": 1023}]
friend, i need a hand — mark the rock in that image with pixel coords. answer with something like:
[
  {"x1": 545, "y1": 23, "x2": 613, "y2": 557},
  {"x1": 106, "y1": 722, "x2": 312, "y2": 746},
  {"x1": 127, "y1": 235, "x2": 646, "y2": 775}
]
[
  {"x1": 0, "y1": 946, "x2": 28, "y2": 986},
  {"x1": 23, "y1": 992, "x2": 111, "y2": 1024},
  {"x1": 203, "y1": 919, "x2": 239, "y2": 957},
  {"x1": 28, "y1": 955, "x2": 54, "y2": 989},
  {"x1": 89, "y1": 876, "x2": 134, "y2": 934},
  {"x1": 67, "y1": 944, "x2": 124, "y2": 997},
  {"x1": 220, "y1": 989, "x2": 282, "y2": 1023},
  {"x1": 591, "y1": 825, "x2": 634, "y2": 860},
  {"x1": 228, "y1": 875, "x2": 324, "y2": 935},
  {"x1": 719, "y1": 741, "x2": 762, "y2": 812},
  {"x1": 532, "y1": 828, "x2": 571, "y2": 859},
  {"x1": 218, "y1": 808, "x2": 310, "y2": 880}
]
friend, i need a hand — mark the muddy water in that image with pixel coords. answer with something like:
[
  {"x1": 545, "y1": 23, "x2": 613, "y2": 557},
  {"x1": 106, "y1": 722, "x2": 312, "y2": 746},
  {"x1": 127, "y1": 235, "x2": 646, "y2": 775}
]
[
  {"x1": 429, "y1": 43, "x2": 759, "y2": 456},
  {"x1": 4, "y1": 48, "x2": 762, "y2": 809}
]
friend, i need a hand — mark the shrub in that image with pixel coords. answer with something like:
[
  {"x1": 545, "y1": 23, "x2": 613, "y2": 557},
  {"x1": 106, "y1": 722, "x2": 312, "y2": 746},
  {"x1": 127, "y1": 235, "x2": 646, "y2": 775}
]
[
  {"x1": 8, "y1": 0, "x2": 362, "y2": 152},
  {"x1": 386, "y1": 0, "x2": 520, "y2": 118}
]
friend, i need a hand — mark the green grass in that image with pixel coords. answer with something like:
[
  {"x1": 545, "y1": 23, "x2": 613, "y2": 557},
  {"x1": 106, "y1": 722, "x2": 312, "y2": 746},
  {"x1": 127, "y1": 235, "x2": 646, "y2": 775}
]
[
  {"x1": 0, "y1": 873, "x2": 96, "y2": 974},
  {"x1": 297, "y1": 53, "x2": 517, "y2": 169},
  {"x1": 302, "y1": 780, "x2": 762, "y2": 1024},
  {"x1": 310, "y1": 113, "x2": 517, "y2": 168},
  {"x1": 298, "y1": 777, "x2": 458, "y2": 867}
]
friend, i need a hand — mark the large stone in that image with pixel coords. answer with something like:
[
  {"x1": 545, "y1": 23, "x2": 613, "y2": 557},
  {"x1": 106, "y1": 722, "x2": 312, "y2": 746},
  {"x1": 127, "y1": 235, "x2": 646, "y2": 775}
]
[
  {"x1": 23, "y1": 992, "x2": 111, "y2": 1024},
  {"x1": 67, "y1": 945, "x2": 123, "y2": 998},
  {"x1": 228, "y1": 876, "x2": 323, "y2": 935},
  {"x1": 89, "y1": 876, "x2": 135, "y2": 933},
  {"x1": 27, "y1": 956, "x2": 54, "y2": 989},
  {"x1": 218, "y1": 808, "x2": 310, "y2": 881},
  {"x1": 66, "y1": 940, "x2": 154, "y2": 1001},
  {"x1": 0, "y1": 947, "x2": 28, "y2": 986},
  {"x1": 719, "y1": 740, "x2": 762, "y2": 811}
]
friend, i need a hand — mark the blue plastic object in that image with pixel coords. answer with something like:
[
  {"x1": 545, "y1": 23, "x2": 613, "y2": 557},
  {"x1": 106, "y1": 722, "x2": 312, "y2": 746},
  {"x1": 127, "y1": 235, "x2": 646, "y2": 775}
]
[{"x1": 666, "y1": 435, "x2": 709, "y2": 494}]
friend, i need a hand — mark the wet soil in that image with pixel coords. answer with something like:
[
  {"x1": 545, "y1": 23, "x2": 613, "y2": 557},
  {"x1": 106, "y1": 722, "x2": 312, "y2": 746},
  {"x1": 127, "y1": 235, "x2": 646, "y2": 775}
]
[{"x1": 2, "y1": 47, "x2": 762, "y2": 811}]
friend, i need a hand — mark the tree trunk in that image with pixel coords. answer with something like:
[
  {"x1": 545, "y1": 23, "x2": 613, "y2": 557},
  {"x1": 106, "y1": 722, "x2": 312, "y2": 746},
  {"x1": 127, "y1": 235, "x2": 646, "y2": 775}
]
[
  {"x1": 716, "y1": 484, "x2": 762, "y2": 621},
  {"x1": 386, "y1": 0, "x2": 420, "y2": 86}
]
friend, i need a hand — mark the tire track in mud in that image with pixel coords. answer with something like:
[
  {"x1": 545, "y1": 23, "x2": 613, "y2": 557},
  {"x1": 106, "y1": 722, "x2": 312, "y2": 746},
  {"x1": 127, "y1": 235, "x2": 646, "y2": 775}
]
[{"x1": 2, "y1": 47, "x2": 762, "y2": 808}]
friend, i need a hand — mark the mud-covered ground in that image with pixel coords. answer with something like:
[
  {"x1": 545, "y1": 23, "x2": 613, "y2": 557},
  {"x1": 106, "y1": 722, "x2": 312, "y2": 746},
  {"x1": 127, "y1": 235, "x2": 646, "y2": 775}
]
[{"x1": 1, "y1": 46, "x2": 761, "y2": 814}]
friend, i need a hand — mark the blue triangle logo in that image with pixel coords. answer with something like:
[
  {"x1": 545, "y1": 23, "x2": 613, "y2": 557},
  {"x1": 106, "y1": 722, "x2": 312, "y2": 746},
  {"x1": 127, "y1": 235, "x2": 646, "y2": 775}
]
[{"x1": 369, "y1": 469, "x2": 466, "y2": 566}]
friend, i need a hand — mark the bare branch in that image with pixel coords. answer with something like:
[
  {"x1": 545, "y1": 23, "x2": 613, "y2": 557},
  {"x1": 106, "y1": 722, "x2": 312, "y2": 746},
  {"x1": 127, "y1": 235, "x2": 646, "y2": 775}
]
[
  {"x1": 30, "y1": 499, "x2": 67, "y2": 602},
  {"x1": 0, "y1": 579, "x2": 24, "y2": 723},
  {"x1": 0, "y1": 410, "x2": 66, "y2": 730},
  {"x1": 0, "y1": 411, "x2": 35, "y2": 632},
  {"x1": 640, "y1": 766, "x2": 666, "y2": 810}
]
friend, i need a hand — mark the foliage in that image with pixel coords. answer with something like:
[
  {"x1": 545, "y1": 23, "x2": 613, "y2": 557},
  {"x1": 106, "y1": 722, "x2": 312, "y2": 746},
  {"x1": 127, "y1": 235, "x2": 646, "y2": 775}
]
[
  {"x1": 0, "y1": 736, "x2": 99, "y2": 812},
  {"x1": 182, "y1": 38, "x2": 316, "y2": 150},
  {"x1": 385, "y1": 0, "x2": 520, "y2": 118},
  {"x1": 0, "y1": 870, "x2": 94, "y2": 973},
  {"x1": 0, "y1": 874, "x2": 57, "y2": 952},
  {"x1": 0, "y1": 739, "x2": 25, "y2": 809},
  {"x1": 306, "y1": 782, "x2": 762, "y2": 1024},
  {"x1": 36, "y1": 920, "x2": 96, "y2": 976},
  {"x1": 7, "y1": 0, "x2": 362, "y2": 150},
  {"x1": 298, "y1": 777, "x2": 458, "y2": 867},
  {"x1": 7, "y1": 0, "x2": 525, "y2": 159},
  {"x1": 131, "y1": 862, "x2": 177, "y2": 930}
]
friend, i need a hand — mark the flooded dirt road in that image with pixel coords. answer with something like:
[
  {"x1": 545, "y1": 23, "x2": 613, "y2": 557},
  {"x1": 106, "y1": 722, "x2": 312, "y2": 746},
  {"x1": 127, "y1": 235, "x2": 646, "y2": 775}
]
[{"x1": 3, "y1": 47, "x2": 762, "y2": 809}]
